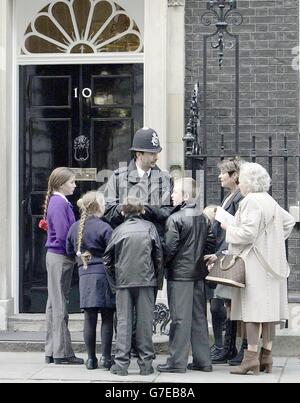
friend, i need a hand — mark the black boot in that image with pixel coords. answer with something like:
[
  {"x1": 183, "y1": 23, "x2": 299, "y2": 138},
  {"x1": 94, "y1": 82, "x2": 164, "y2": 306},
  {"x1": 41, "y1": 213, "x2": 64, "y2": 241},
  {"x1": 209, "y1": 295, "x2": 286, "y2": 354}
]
[
  {"x1": 228, "y1": 339, "x2": 248, "y2": 366},
  {"x1": 86, "y1": 357, "x2": 98, "y2": 370},
  {"x1": 212, "y1": 320, "x2": 238, "y2": 364}
]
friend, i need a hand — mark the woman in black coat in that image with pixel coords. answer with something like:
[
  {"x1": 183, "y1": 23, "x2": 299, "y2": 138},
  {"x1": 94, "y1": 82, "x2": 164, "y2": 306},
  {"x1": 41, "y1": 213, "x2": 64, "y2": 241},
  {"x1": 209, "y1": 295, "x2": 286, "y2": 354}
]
[
  {"x1": 204, "y1": 158, "x2": 244, "y2": 366},
  {"x1": 67, "y1": 191, "x2": 115, "y2": 370}
]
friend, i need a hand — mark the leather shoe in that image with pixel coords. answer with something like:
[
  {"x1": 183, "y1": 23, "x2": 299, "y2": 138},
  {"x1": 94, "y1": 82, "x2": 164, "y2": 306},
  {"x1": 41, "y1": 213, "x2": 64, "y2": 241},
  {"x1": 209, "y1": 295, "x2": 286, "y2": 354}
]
[
  {"x1": 99, "y1": 356, "x2": 114, "y2": 369},
  {"x1": 156, "y1": 364, "x2": 186, "y2": 373},
  {"x1": 110, "y1": 364, "x2": 128, "y2": 376},
  {"x1": 54, "y1": 356, "x2": 84, "y2": 365},
  {"x1": 86, "y1": 357, "x2": 98, "y2": 370},
  {"x1": 187, "y1": 363, "x2": 213, "y2": 372},
  {"x1": 45, "y1": 356, "x2": 54, "y2": 364},
  {"x1": 130, "y1": 348, "x2": 139, "y2": 358},
  {"x1": 140, "y1": 366, "x2": 154, "y2": 376}
]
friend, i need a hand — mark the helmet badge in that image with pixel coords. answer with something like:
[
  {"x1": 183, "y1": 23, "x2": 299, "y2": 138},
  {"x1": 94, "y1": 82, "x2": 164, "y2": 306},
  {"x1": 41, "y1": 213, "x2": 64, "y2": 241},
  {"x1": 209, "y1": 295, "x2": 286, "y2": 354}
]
[{"x1": 151, "y1": 132, "x2": 160, "y2": 147}]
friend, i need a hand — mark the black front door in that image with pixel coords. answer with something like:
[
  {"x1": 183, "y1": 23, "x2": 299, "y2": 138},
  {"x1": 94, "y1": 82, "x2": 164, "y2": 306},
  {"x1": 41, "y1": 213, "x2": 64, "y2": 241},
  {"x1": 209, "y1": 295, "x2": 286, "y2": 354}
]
[{"x1": 19, "y1": 64, "x2": 143, "y2": 313}]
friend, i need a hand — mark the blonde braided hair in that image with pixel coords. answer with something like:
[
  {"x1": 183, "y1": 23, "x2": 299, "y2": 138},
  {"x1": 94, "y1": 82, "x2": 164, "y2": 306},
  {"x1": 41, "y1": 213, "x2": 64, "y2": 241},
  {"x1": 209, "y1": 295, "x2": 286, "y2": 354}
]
[
  {"x1": 43, "y1": 167, "x2": 75, "y2": 220},
  {"x1": 76, "y1": 191, "x2": 105, "y2": 270}
]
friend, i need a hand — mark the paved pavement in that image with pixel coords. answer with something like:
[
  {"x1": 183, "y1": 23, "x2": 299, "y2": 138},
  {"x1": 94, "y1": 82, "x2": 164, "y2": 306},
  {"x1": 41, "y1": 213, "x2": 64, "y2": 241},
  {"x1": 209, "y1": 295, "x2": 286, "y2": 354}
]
[{"x1": 0, "y1": 353, "x2": 299, "y2": 383}]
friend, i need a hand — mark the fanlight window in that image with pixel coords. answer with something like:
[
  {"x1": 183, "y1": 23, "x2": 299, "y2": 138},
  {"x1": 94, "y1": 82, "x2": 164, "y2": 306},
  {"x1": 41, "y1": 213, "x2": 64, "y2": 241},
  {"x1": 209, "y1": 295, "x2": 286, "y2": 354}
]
[{"x1": 22, "y1": 0, "x2": 143, "y2": 54}]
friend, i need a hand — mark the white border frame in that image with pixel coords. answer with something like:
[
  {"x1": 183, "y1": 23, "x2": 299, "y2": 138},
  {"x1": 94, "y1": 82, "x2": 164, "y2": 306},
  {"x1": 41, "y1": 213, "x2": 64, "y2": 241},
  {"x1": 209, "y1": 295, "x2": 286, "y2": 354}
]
[{"x1": 18, "y1": 53, "x2": 144, "y2": 65}]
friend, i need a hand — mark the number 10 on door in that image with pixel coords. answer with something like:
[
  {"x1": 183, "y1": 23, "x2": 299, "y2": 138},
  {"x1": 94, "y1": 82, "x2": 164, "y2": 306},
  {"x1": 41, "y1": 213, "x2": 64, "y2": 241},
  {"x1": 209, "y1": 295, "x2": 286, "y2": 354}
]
[{"x1": 74, "y1": 88, "x2": 92, "y2": 98}]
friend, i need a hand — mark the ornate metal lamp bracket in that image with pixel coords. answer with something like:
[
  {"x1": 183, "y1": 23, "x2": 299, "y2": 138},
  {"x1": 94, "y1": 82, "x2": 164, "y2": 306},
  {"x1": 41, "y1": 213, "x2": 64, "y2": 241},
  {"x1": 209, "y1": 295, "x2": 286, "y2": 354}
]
[
  {"x1": 201, "y1": 0, "x2": 243, "y2": 68},
  {"x1": 183, "y1": 82, "x2": 201, "y2": 158}
]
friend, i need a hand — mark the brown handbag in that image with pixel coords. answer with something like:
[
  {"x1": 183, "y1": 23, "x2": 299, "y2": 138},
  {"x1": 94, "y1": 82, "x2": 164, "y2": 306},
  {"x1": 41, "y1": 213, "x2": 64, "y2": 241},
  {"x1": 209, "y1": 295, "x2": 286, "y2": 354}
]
[
  {"x1": 206, "y1": 214, "x2": 276, "y2": 289},
  {"x1": 206, "y1": 254, "x2": 246, "y2": 288}
]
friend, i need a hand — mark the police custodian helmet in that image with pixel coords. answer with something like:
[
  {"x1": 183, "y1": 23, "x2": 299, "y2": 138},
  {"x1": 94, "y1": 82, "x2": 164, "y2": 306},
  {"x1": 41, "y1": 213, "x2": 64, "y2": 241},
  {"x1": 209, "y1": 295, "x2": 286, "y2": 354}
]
[{"x1": 129, "y1": 127, "x2": 162, "y2": 153}]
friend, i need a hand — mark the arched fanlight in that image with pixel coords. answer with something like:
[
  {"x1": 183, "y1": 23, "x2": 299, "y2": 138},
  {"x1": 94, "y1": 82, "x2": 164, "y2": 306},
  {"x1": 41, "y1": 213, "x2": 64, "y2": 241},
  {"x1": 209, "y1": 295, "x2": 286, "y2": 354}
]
[{"x1": 22, "y1": 0, "x2": 143, "y2": 54}]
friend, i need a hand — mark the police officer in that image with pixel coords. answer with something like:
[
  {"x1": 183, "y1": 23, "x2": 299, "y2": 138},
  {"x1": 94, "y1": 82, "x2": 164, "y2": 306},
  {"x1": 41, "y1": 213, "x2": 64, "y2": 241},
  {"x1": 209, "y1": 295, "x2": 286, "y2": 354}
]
[
  {"x1": 105, "y1": 127, "x2": 173, "y2": 243},
  {"x1": 104, "y1": 127, "x2": 173, "y2": 357}
]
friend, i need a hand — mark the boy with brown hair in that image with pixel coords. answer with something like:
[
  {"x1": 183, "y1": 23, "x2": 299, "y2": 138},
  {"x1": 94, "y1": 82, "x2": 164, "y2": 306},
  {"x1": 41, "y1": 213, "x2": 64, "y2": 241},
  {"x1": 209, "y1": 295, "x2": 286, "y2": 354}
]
[{"x1": 104, "y1": 196, "x2": 163, "y2": 376}]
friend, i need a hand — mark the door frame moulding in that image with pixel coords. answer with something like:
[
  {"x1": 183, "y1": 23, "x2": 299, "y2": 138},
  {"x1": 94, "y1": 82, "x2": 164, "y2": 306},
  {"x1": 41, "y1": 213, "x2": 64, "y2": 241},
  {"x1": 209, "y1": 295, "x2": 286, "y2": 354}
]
[
  {"x1": 17, "y1": 53, "x2": 144, "y2": 65},
  {"x1": 13, "y1": 2, "x2": 144, "y2": 314},
  {"x1": 12, "y1": 0, "x2": 20, "y2": 315},
  {"x1": 13, "y1": 0, "x2": 169, "y2": 312}
]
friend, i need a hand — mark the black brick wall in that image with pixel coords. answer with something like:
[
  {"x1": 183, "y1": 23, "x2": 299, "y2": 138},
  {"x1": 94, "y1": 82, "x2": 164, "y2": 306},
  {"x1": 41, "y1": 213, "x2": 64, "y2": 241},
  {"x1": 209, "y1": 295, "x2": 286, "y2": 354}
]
[{"x1": 185, "y1": 0, "x2": 300, "y2": 298}]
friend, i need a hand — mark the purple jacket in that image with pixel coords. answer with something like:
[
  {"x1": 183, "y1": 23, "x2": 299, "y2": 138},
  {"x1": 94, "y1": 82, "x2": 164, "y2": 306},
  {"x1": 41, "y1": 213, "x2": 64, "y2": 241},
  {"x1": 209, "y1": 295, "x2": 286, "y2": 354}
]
[{"x1": 45, "y1": 195, "x2": 76, "y2": 255}]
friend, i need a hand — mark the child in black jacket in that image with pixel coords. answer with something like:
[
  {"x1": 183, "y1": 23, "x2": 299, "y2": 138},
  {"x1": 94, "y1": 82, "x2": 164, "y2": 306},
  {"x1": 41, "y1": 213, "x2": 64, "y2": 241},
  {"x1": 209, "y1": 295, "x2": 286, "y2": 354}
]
[
  {"x1": 157, "y1": 178, "x2": 216, "y2": 374},
  {"x1": 104, "y1": 197, "x2": 163, "y2": 376}
]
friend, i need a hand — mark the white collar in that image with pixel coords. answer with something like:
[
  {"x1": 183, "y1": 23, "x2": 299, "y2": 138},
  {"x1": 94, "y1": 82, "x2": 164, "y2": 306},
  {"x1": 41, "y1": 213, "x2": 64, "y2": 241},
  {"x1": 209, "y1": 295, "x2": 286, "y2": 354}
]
[
  {"x1": 53, "y1": 192, "x2": 69, "y2": 203},
  {"x1": 136, "y1": 164, "x2": 151, "y2": 178}
]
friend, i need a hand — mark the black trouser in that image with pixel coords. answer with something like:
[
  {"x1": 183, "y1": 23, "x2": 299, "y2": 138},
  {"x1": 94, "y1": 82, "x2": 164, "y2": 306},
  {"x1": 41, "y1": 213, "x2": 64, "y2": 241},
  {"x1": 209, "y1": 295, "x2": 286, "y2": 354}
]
[
  {"x1": 84, "y1": 308, "x2": 115, "y2": 359},
  {"x1": 210, "y1": 298, "x2": 227, "y2": 348}
]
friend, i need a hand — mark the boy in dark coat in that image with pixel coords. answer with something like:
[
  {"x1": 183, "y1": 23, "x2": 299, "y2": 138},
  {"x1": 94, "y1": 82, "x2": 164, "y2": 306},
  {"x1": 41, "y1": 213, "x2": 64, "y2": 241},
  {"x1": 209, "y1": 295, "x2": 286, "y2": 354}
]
[
  {"x1": 104, "y1": 197, "x2": 164, "y2": 376},
  {"x1": 157, "y1": 178, "x2": 216, "y2": 374}
]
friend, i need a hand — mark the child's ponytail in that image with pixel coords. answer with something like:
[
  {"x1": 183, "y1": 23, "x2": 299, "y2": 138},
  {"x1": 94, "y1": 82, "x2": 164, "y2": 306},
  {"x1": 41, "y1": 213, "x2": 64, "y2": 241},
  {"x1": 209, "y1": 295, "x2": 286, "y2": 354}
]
[
  {"x1": 76, "y1": 199, "x2": 91, "y2": 270},
  {"x1": 76, "y1": 191, "x2": 105, "y2": 270},
  {"x1": 43, "y1": 189, "x2": 52, "y2": 220},
  {"x1": 39, "y1": 189, "x2": 53, "y2": 231}
]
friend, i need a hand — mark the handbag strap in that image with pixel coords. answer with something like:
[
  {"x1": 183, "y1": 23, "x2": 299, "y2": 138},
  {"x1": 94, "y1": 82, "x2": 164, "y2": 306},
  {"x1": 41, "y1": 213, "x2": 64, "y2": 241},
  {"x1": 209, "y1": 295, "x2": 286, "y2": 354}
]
[
  {"x1": 238, "y1": 212, "x2": 275, "y2": 261},
  {"x1": 220, "y1": 255, "x2": 240, "y2": 271},
  {"x1": 238, "y1": 209, "x2": 288, "y2": 279},
  {"x1": 252, "y1": 247, "x2": 289, "y2": 280}
]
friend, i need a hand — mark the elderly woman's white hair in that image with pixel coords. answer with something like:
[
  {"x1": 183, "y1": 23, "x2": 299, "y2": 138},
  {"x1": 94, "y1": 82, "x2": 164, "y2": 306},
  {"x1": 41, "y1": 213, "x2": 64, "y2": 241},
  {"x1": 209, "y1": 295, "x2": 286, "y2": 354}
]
[{"x1": 239, "y1": 162, "x2": 271, "y2": 193}]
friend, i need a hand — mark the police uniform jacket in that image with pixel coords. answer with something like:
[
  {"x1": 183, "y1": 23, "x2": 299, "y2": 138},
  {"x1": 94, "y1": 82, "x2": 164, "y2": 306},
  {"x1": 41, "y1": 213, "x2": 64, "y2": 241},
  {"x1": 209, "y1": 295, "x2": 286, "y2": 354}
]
[{"x1": 104, "y1": 159, "x2": 174, "y2": 241}]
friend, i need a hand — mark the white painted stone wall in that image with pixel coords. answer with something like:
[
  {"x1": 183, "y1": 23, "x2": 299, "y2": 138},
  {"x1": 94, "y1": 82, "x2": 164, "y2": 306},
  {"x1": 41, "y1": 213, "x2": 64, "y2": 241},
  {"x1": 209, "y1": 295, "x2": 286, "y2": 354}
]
[
  {"x1": 0, "y1": 0, "x2": 14, "y2": 330},
  {"x1": 144, "y1": 0, "x2": 168, "y2": 171},
  {"x1": 167, "y1": 0, "x2": 185, "y2": 172}
]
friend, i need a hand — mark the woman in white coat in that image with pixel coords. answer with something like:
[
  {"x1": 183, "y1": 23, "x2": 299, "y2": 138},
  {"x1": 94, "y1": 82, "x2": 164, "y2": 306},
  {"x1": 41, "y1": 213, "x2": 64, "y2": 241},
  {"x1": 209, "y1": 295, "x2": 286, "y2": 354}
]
[{"x1": 221, "y1": 162, "x2": 295, "y2": 375}]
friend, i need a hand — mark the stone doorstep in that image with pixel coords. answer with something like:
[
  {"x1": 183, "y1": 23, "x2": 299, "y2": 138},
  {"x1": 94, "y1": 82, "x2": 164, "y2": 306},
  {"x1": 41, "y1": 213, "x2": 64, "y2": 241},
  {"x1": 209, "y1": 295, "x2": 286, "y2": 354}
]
[
  {"x1": 4, "y1": 314, "x2": 300, "y2": 356},
  {"x1": 9, "y1": 302, "x2": 300, "y2": 332},
  {"x1": 0, "y1": 330, "x2": 299, "y2": 357},
  {"x1": 0, "y1": 338, "x2": 298, "y2": 356},
  {"x1": 8, "y1": 314, "x2": 84, "y2": 332},
  {"x1": 0, "y1": 332, "x2": 169, "y2": 354},
  {"x1": 0, "y1": 341, "x2": 169, "y2": 354}
]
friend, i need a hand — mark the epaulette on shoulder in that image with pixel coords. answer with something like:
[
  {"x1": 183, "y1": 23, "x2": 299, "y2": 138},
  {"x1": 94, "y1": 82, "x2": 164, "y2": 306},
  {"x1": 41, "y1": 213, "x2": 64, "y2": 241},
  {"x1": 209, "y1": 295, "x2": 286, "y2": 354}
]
[
  {"x1": 114, "y1": 166, "x2": 127, "y2": 175},
  {"x1": 161, "y1": 169, "x2": 171, "y2": 179}
]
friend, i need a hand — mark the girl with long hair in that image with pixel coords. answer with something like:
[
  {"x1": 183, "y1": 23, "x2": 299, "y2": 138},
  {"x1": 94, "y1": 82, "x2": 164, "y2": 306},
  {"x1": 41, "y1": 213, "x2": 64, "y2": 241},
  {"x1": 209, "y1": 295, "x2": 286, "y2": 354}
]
[
  {"x1": 67, "y1": 191, "x2": 115, "y2": 370},
  {"x1": 43, "y1": 167, "x2": 83, "y2": 365}
]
